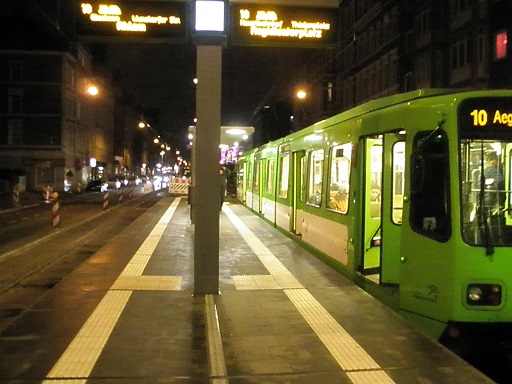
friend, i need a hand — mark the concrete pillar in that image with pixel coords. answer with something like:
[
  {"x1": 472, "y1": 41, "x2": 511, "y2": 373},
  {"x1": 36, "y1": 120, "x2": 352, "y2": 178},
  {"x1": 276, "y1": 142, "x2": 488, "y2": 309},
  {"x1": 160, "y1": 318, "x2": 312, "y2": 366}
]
[{"x1": 193, "y1": 44, "x2": 222, "y2": 294}]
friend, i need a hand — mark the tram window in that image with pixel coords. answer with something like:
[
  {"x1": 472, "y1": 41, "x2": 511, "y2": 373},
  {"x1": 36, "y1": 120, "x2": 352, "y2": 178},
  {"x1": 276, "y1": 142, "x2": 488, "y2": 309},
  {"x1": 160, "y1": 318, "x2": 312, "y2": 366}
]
[
  {"x1": 247, "y1": 163, "x2": 253, "y2": 191},
  {"x1": 410, "y1": 130, "x2": 451, "y2": 242},
  {"x1": 369, "y1": 144, "x2": 382, "y2": 219},
  {"x1": 307, "y1": 149, "x2": 324, "y2": 207},
  {"x1": 460, "y1": 140, "x2": 512, "y2": 247},
  {"x1": 253, "y1": 161, "x2": 260, "y2": 190},
  {"x1": 327, "y1": 144, "x2": 351, "y2": 213},
  {"x1": 279, "y1": 155, "x2": 290, "y2": 198},
  {"x1": 392, "y1": 142, "x2": 405, "y2": 224},
  {"x1": 266, "y1": 159, "x2": 274, "y2": 194}
]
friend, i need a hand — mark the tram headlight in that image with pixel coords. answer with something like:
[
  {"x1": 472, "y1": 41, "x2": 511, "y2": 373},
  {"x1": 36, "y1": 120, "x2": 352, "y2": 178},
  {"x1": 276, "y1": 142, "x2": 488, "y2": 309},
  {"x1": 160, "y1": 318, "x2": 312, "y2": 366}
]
[
  {"x1": 467, "y1": 286, "x2": 483, "y2": 302},
  {"x1": 466, "y1": 283, "x2": 502, "y2": 306}
]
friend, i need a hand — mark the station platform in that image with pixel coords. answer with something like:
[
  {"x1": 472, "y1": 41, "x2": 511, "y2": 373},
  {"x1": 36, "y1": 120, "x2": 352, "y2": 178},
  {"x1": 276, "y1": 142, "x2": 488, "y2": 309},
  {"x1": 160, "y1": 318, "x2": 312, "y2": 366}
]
[{"x1": 0, "y1": 195, "x2": 494, "y2": 383}]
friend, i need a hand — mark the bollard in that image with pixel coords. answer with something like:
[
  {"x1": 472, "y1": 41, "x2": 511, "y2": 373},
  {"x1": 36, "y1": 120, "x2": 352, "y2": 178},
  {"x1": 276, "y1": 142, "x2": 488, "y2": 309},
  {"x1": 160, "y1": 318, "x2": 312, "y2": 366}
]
[
  {"x1": 128, "y1": 186, "x2": 133, "y2": 199},
  {"x1": 118, "y1": 190, "x2": 123, "y2": 204},
  {"x1": 51, "y1": 192, "x2": 60, "y2": 228},
  {"x1": 103, "y1": 191, "x2": 109, "y2": 209},
  {"x1": 12, "y1": 183, "x2": 20, "y2": 207}
]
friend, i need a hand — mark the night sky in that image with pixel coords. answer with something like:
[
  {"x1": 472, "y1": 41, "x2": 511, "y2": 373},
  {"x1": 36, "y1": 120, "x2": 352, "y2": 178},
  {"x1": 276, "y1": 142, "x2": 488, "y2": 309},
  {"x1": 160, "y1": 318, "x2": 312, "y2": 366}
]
[{"x1": 102, "y1": 42, "x2": 315, "y2": 151}]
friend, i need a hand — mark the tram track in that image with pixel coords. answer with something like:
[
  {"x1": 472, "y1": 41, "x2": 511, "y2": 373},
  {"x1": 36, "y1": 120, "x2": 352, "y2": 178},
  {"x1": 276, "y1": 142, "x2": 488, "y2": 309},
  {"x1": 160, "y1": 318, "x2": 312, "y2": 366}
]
[{"x1": 0, "y1": 191, "x2": 165, "y2": 333}]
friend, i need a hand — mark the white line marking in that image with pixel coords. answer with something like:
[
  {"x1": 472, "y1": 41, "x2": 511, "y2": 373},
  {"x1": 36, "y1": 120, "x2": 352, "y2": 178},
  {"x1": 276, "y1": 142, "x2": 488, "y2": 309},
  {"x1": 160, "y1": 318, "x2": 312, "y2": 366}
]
[
  {"x1": 205, "y1": 294, "x2": 228, "y2": 384},
  {"x1": 42, "y1": 198, "x2": 181, "y2": 382},
  {"x1": 223, "y1": 205, "x2": 396, "y2": 384}
]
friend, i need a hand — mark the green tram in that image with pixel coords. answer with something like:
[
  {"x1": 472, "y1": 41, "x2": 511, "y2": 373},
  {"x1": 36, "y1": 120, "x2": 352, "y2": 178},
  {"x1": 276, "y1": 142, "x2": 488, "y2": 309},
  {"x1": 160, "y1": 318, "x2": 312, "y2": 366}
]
[{"x1": 237, "y1": 89, "x2": 512, "y2": 341}]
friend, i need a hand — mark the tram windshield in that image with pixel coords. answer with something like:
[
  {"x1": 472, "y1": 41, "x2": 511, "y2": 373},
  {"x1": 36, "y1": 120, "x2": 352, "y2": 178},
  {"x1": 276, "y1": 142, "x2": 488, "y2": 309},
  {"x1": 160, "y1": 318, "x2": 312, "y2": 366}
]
[{"x1": 460, "y1": 140, "x2": 512, "y2": 247}]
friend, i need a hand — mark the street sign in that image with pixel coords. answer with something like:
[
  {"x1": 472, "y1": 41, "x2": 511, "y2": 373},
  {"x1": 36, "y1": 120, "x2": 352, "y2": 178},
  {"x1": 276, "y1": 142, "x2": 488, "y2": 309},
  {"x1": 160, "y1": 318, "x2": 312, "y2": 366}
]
[
  {"x1": 76, "y1": 1, "x2": 338, "y2": 48},
  {"x1": 229, "y1": 3, "x2": 337, "y2": 48},
  {"x1": 77, "y1": 1, "x2": 189, "y2": 43}
]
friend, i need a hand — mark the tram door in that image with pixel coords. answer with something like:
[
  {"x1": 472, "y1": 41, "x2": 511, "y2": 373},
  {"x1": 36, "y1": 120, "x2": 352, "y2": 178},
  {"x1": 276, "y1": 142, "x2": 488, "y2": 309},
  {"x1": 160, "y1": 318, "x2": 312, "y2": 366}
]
[
  {"x1": 361, "y1": 133, "x2": 405, "y2": 283},
  {"x1": 380, "y1": 134, "x2": 405, "y2": 284},
  {"x1": 291, "y1": 150, "x2": 305, "y2": 234},
  {"x1": 361, "y1": 138, "x2": 383, "y2": 275}
]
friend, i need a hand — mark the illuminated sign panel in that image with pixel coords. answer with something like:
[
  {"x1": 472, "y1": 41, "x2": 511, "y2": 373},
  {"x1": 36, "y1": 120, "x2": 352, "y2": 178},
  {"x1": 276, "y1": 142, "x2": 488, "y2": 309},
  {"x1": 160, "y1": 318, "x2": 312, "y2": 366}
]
[
  {"x1": 77, "y1": 1, "x2": 188, "y2": 42},
  {"x1": 458, "y1": 98, "x2": 512, "y2": 138},
  {"x1": 229, "y1": 4, "x2": 337, "y2": 48},
  {"x1": 195, "y1": 0, "x2": 225, "y2": 32}
]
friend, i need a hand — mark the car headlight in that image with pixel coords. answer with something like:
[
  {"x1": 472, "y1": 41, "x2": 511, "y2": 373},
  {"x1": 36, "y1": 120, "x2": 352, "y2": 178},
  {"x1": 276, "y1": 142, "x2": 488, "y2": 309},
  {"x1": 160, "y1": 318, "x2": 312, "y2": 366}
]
[{"x1": 466, "y1": 283, "x2": 502, "y2": 306}]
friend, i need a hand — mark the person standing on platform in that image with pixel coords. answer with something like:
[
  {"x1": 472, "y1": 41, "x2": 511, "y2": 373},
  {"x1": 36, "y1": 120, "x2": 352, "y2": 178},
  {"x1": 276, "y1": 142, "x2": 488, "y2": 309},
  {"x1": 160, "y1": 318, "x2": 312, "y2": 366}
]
[{"x1": 220, "y1": 167, "x2": 227, "y2": 211}]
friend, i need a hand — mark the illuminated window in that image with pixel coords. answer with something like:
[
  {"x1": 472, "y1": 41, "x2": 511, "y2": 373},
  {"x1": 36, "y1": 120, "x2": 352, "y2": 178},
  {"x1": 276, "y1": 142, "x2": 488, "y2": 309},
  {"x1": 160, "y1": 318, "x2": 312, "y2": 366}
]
[
  {"x1": 195, "y1": 0, "x2": 225, "y2": 32},
  {"x1": 307, "y1": 149, "x2": 324, "y2": 207},
  {"x1": 266, "y1": 159, "x2": 274, "y2": 194},
  {"x1": 327, "y1": 144, "x2": 351, "y2": 214},
  {"x1": 253, "y1": 160, "x2": 260, "y2": 190},
  {"x1": 495, "y1": 30, "x2": 508, "y2": 60},
  {"x1": 279, "y1": 154, "x2": 290, "y2": 198},
  {"x1": 392, "y1": 142, "x2": 405, "y2": 224}
]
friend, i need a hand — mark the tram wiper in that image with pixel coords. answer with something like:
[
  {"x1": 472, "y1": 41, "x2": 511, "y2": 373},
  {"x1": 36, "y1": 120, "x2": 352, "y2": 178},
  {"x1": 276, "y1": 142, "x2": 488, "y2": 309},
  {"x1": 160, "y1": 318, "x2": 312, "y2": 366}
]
[{"x1": 416, "y1": 119, "x2": 445, "y2": 149}]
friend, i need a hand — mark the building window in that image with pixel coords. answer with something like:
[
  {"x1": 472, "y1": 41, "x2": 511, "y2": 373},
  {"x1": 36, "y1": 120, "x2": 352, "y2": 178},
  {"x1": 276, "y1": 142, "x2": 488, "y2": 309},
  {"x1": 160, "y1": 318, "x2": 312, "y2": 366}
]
[
  {"x1": 8, "y1": 119, "x2": 23, "y2": 145},
  {"x1": 405, "y1": 29, "x2": 414, "y2": 52},
  {"x1": 9, "y1": 61, "x2": 23, "y2": 81},
  {"x1": 478, "y1": 32, "x2": 486, "y2": 63},
  {"x1": 494, "y1": 30, "x2": 508, "y2": 61},
  {"x1": 323, "y1": 81, "x2": 334, "y2": 111},
  {"x1": 450, "y1": 32, "x2": 472, "y2": 69},
  {"x1": 8, "y1": 89, "x2": 23, "y2": 113},
  {"x1": 418, "y1": 8, "x2": 430, "y2": 35},
  {"x1": 453, "y1": 0, "x2": 472, "y2": 14}
]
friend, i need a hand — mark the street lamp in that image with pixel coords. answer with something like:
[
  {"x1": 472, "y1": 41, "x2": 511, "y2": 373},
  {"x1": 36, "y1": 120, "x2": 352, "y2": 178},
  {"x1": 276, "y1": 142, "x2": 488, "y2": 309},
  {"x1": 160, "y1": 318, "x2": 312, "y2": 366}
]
[
  {"x1": 87, "y1": 85, "x2": 99, "y2": 96},
  {"x1": 294, "y1": 89, "x2": 310, "y2": 130}
]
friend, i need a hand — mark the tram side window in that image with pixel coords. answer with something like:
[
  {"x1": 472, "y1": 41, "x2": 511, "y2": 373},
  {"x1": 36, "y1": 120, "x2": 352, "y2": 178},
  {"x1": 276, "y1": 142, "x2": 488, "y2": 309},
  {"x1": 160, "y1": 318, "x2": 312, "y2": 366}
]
[
  {"x1": 279, "y1": 155, "x2": 290, "y2": 198},
  {"x1": 307, "y1": 149, "x2": 324, "y2": 207},
  {"x1": 266, "y1": 159, "x2": 274, "y2": 194},
  {"x1": 392, "y1": 142, "x2": 405, "y2": 224},
  {"x1": 247, "y1": 162, "x2": 253, "y2": 191},
  {"x1": 327, "y1": 144, "x2": 351, "y2": 213},
  {"x1": 410, "y1": 130, "x2": 451, "y2": 242},
  {"x1": 253, "y1": 161, "x2": 260, "y2": 190}
]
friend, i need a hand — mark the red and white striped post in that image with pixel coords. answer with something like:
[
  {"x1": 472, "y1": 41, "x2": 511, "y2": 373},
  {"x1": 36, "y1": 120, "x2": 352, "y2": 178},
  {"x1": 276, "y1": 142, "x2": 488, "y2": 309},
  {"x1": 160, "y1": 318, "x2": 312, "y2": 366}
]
[
  {"x1": 51, "y1": 193, "x2": 60, "y2": 228},
  {"x1": 103, "y1": 191, "x2": 109, "y2": 209}
]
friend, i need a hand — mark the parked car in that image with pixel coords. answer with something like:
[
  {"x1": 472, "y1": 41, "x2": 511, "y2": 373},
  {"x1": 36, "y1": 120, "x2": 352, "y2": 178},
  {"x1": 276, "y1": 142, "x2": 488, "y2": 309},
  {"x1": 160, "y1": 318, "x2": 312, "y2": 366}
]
[
  {"x1": 106, "y1": 176, "x2": 121, "y2": 189},
  {"x1": 85, "y1": 179, "x2": 108, "y2": 192},
  {"x1": 127, "y1": 175, "x2": 142, "y2": 186}
]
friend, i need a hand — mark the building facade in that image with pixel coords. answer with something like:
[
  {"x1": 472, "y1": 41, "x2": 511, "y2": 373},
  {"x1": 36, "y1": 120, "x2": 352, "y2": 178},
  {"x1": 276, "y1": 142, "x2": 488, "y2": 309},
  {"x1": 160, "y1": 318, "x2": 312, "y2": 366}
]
[
  {"x1": 301, "y1": 0, "x2": 511, "y2": 122},
  {"x1": 0, "y1": 1, "x2": 153, "y2": 195}
]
